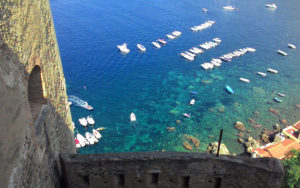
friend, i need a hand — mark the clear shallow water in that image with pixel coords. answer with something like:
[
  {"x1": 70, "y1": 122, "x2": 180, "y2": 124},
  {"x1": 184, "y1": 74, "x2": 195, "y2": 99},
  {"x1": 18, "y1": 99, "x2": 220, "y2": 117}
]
[{"x1": 51, "y1": 0, "x2": 300, "y2": 154}]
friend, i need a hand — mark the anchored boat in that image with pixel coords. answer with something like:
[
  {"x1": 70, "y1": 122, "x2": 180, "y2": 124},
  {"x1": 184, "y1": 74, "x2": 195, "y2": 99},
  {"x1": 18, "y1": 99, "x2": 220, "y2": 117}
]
[
  {"x1": 117, "y1": 43, "x2": 130, "y2": 54},
  {"x1": 277, "y1": 50, "x2": 288, "y2": 56},
  {"x1": 137, "y1": 44, "x2": 146, "y2": 52},
  {"x1": 226, "y1": 85, "x2": 234, "y2": 94},
  {"x1": 240, "y1": 78, "x2": 250, "y2": 83}
]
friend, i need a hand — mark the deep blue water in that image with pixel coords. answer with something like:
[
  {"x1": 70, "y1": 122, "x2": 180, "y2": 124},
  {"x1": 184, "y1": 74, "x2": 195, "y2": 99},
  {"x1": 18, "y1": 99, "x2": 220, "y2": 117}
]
[{"x1": 51, "y1": 0, "x2": 300, "y2": 154}]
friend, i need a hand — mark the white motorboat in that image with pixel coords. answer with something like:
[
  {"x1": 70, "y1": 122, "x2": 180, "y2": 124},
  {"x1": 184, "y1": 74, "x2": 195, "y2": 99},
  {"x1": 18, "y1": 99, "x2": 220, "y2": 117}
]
[
  {"x1": 79, "y1": 117, "x2": 88, "y2": 127},
  {"x1": 69, "y1": 95, "x2": 93, "y2": 110},
  {"x1": 185, "y1": 51, "x2": 195, "y2": 57},
  {"x1": 240, "y1": 77, "x2": 250, "y2": 83},
  {"x1": 211, "y1": 61, "x2": 221, "y2": 67},
  {"x1": 257, "y1": 72, "x2": 267, "y2": 77},
  {"x1": 247, "y1": 47, "x2": 256, "y2": 52},
  {"x1": 182, "y1": 113, "x2": 191, "y2": 118},
  {"x1": 130, "y1": 112, "x2": 136, "y2": 122},
  {"x1": 212, "y1": 58, "x2": 222, "y2": 64},
  {"x1": 117, "y1": 43, "x2": 130, "y2": 54},
  {"x1": 96, "y1": 127, "x2": 106, "y2": 131},
  {"x1": 158, "y1": 39, "x2": 167, "y2": 45},
  {"x1": 277, "y1": 93, "x2": 286, "y2": 97},
  {"x1": 152, "y1": 41, "x2": 161, "y2": 48},
  {"x1": 166, "y1": 34, "x2": 176, "y2": 39},
  {"x1": 201, "y1": 63, "x2": 214, "y2": 70},
  {"x1": 193, "y1": 47, "x2": 203, "y2": 54},
  {"x1": 137, "y1": 44, "x2": 146, "y2": 52},
  {"x1": 75, "y1": 138, "x2": 81, "y2": 148},
  {"x1": 181, "y1": 53, "x2": 194, "y2": 61},
  {"x1": 172, "y1": 31, "x2": 182, "y2": 37},
  {"x1": 85, "y1": 132, "x2": 96, "y2": 145},
  {"x1": 223, "y1": 5, "x2": 236, "y2": 10},
  {"x1": 288, "y1": 44, "x2": 296, "y2": 49},
  {"x1": 93, "y1": 129, "x2": 102, "y2": 139},
  {"x1": 189, "y1": 48, "x2": 198, "y2": 54},
  {"x1": 190, "y1": 99, "x2": 195, "y2": 105},
  {"x1": 277, "y1": 50, "x2": 288, "y2": 56},
  {"x1": 202, "y1": 8, "x2": 208, "y2": 12},
  {"x1": 213, "y1": 38, "x2": 222, "y2": 43},
  {"x1": 86, "y1": 116, "x2": 95, "y2": 125},
  {"x1": 68, "y1": 101, "x2": 72, "y2": 106},
  {"x1": 265, "y1": 4, "x2": 277, "y2": 8},
  {"x1": 76, "y1": 133, "x2": 89, "y2": 147},
  {"x1": 267, "y1": 68, "x2": 278, "y2": 74}
]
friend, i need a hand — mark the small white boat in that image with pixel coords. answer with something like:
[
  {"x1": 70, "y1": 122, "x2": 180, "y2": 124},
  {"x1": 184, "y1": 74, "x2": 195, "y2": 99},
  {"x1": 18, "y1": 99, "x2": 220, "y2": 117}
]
[
  {"x1": 265, "y1": 4, "x2": 277, "y2": 8},
  {"x1": 240, "y1": 77, "x2": 250, "y2": 83},
  {"x1": 85, "y1": 132, "x2": 98, "y2": 145},
  {"x1": 223, "y1": 5, "x2": 236, "y2": 10},
  {"x1": 185, "y1": 51, "x2": 195, "y2": 57},
  {"x1": 183, "y1": 113, "x2": 191, "y2": 118},
  {"x1": 117, "y1": 43, "x2": 130, "y2": 54},
  {"x1": 76, "y1": 133, "x2": 89, "y2": 147},
  {"x1": 86, "y1": 116, "x2": 95, "y2": 125},
  {"x1": 277, "y1": 93, "x2": 286, "y2": 97},
  {"x1": 172, "y1": 31, "x2": 182, "y2": 37},
  {"x1": 288, "y1": 44, "x2": 296, "y2": 49},
  {"x1": 93, "y1": 129, "x2": 102, "y2": 139},
  {"x1": 79, "y1": 117, "x2": 88, "y2": 127},
  {"x1": 247, "y1": 47, "x2": 256, "y2": 52},
  {"x1": 152, "y1": 41, "x2": 161, "y2": 48},
  {"x1": 75, "y1": 138, "x2": 81, "y2": 148},
  {"x1": 189, "y1": 99, "x2": 195, "y2": 105},
  {"x1": 158, "y1": 39, "x2": 167, "y2": 45},
  {"x1": 213, "y1": 38, "x2": 222, "y2": 43},
  {"x1": 202, "y1": 8, "x2": 208, "y2": 12},
  {"x1": 137, "y1": 44, "x2": 146, "y2": 52},
  {"x1": 68, "y1": 101, "x2": 72, "y2": 106},
  {"x1": 267, "y1": 68, "x2": 278, "y2": 74},
  {"x1": 181, "y1": 52, "x2": 194, "y2": 61},
  {"x1": 257, "y1": 72, "x2": 267, "y2": 77},
  {"x1": 96, "y1": 127, "x2": 106, "y2": 131},
  {"x1": 278, "y1": 50, "x2": 288, "y2": 56},
  {"x1": 166, "y1": 34, "x2": 176, "y2": 39},
  {"x1": 130, "y1": 112, "x2": 136, "y2": 122}
]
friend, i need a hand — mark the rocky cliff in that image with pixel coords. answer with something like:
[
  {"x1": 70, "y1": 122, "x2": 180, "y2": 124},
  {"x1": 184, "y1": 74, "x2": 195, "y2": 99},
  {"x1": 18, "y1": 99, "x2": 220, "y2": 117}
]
[{"x1": 0, "y1": 0, "x2": 76, "y2": 187}]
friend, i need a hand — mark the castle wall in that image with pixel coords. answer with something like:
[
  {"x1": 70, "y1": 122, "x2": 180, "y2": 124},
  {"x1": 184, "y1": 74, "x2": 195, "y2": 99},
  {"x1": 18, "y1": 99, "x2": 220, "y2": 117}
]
[
  {"x1": 61, "y1": 152, "x2": 284, "y2": 188},
  {"x1": 0, "y1": 1, "x2": 76, "y2": 187}
]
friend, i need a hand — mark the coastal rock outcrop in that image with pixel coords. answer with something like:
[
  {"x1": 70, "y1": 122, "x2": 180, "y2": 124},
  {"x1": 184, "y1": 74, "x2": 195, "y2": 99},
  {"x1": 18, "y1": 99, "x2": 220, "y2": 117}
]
[
  {"x1": 206, "y1": 142, "x2": 230, "y2": 155},
  {"x1": 234, "y1": 121, "x2": 246, "y2": 131},
  {"x1": 245, "y1": 137, "x2": 260, "y2": 153}
]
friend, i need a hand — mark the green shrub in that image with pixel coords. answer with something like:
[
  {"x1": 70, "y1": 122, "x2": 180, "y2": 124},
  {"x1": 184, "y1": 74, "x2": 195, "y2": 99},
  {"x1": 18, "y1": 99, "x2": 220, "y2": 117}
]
[{"x1": 282, "y1": 150, "x2": 300, "y2": 188}]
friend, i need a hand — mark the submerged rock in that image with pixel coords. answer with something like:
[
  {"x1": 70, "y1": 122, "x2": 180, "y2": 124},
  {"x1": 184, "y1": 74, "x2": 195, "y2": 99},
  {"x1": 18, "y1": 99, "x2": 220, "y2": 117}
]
[
  {"x1": 176, "y1": 120, "x2": 181, "y2": 124},
  {"x1": 218, "y1": 105, "x2": 225, "y2": 113},
  {"x1": 268, "y1": 108, "x2": 280, "y2": 115},
  {"x1": 234, "y1": 121, "x2": 245, "y2": 131},
  {"x1": 166, "y1": 127, "x2": 176, "y2": 132},
  {"x1": 182, "y1": 141, "x2": 193, "y2": 151},
  {"x1": 280, "y1": 119, "x2": 287, "y2": 125},
  {"x1": 296, "y1": 104, "x2": 300, "y2": 109},
  {"x1": 184, "y1": 134, "x2": 200, "y2": 147},
  {"x1": 201, "y1": 79, "x2": 213, "y2": 85},
  {"x1": 253, "y1": 87, "x2": 266, "y2": 95}
]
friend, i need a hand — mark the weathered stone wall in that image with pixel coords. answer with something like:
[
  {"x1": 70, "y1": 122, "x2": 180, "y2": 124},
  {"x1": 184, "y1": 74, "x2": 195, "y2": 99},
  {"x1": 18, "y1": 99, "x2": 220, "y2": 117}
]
[
  {"x1": 0, "y1": 0, "x2": 76, "y2": 187},
  {"x1": 61, "y1": 152, "x2": 284, "y2": 188}
]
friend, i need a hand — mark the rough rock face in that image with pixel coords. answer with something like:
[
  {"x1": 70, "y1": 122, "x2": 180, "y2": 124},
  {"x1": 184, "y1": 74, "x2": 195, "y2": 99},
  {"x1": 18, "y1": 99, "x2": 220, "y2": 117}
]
[{"x1": 0, "y1": 1, "x2": 76, "y2": 187}]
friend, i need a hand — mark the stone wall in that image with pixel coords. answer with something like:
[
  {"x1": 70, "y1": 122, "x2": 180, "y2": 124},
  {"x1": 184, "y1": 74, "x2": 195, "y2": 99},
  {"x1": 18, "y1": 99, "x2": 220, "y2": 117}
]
[
  {"x1": 60, "y1": 152, "x2": 284, "y2": 188},
  {"x1": 0, "y1": 0, "x2": 76, "y2": 187}
]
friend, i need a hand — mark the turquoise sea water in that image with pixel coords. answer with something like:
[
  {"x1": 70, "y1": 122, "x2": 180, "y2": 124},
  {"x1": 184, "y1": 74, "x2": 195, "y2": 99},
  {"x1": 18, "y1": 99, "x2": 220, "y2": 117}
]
[{"x1": 51, "y1": 0, "x2": 300, "y2": 154}]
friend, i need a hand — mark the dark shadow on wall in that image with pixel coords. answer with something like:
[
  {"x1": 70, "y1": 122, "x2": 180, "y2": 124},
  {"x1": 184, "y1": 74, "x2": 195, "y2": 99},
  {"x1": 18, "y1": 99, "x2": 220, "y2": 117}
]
[{"x1": 0, "y1": 36, "x2": 76, "y2": 188}]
